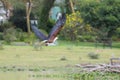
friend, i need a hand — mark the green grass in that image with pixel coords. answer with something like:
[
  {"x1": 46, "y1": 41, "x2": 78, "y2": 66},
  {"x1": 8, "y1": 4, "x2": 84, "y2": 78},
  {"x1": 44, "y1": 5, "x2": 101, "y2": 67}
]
[
  {"x1": 0, "y1": 41, "x2": 120, "y2": 80},
  {"x1": 71, "y1": 72, "x2": 120, "y2": 80}
]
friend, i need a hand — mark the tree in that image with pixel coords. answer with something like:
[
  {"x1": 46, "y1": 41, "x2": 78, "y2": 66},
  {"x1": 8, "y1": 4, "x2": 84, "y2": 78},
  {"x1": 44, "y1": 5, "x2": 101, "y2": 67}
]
[
  {"x1": 65, "y1": 0, "x2": 75, "y2": 13},
  {"x1": 0, "y1": 0, "x2": 10, "y2": 9},
  {"x1": 60, "y1": 11, "x2": 96, "y2": 42},
  {"x1": 9, "y1": 0, "x2": 55, "y2": 33},
  {"x1": 78, "y1": 0, "x2": 120, "y2": 38},
  {"x1": 20, "y1": 0, "x2": 55, "y2": 33},
  {"x1": 26, "y1": 0, "x2": 32, "y2": 34},
  {"x1": 10, "y1": 8, "x2": 27, "y2": 31},
  {"x1": 6, "y1": 0, "x2": 32, "y2": 33},
  {"x1": 16, "y1": 0, "x2": 32, "y2": 34}
]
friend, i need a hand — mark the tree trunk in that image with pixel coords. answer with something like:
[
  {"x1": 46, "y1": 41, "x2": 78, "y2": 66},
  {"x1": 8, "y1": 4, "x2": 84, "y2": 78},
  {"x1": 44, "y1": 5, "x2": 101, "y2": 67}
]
[
  {"x1": 26, "y1": 0, "x2": 32, "y2": 34},
  {"x1": 65, "y1": 0, "x2": 75, "y2": 13},
  {"x1": 69, "y1": 0, "x2": 75, "y2": 13}
]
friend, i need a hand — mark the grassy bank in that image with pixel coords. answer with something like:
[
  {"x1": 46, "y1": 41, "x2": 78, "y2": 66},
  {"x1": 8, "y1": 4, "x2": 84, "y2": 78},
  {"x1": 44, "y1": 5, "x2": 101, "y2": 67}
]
[{"x1": 0, "y1": 41, "x2": 120, "y2": 80}]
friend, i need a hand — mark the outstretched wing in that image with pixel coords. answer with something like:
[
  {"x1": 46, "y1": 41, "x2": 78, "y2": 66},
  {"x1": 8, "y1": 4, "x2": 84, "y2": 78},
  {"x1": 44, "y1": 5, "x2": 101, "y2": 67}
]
[
  {"x1": 30, "y1": 13, "x2": 66, "y2": 43},
  {"x1": 30, "y1": 21, "x2": 47, "y2": 40},
  {"x1": 47, "y1": 13, "x2": 66, "y2": 43}
]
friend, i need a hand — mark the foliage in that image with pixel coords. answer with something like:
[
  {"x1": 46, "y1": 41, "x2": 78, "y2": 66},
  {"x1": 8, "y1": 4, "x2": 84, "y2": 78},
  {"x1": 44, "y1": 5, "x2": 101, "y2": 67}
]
[
  {"x1": 0, "y1": 22, "x2": 16, "y2": 43},
  {"x1": 32, "y1": 0, "x2": 55, "y2": 32},
  {"x1": 9, "y1": 8, "x2": 27, "y2": 31},
  {"x1": 46, "y1": 19, "x2": 56, "y2": 33},
  {"x1": 65, "y1": 0, "x2": 71, "y2": 13},
  {"x1": 5, "y1": 0, "x2": 120, "y2": 41},
  {"x1": 15, "y1": 28, "x2": 25, "y2": 41},
  {"x1": 3, "y1": 27, "x2": 17, "y2": 44},
  {"x1": 78, "y1": 0, "x2": 120, "y2": 38},
  {"x1": 60, "y1": 11, "x2": 97, "y2": 42},
  {"x1": 7, "y1": 0, "x2": 55, "y2": 33},
  {"x1": 2, "y1": 26, "x2": 36, "y2": 44},
  {"x1": 112, "y1": 27, "x2": 120, "y2": 41},
  {"x1": 0, "y1": 22, "x2": 13, "y2": 32},
  {"x1": 0, "y1": 32, "x2": 3, "y2": 40},
  {"x1": 65, "y1": 0, "x2": 76, "y2": 13},
  {"x1": 23, "y1": 32, "x2": 36, "y2": 44},
  {"x1": 115, "y1": 28, "x2": 120, "y2": 40},
  {"x1": 60, "y1": 11, "x2": 82, "y2": 41},
  {"x1": 116, "y1": 28, "x2": 120, "y2": 36},
  {"x1": 14, "y1": 28, "x2": 35, "y2": 42}
]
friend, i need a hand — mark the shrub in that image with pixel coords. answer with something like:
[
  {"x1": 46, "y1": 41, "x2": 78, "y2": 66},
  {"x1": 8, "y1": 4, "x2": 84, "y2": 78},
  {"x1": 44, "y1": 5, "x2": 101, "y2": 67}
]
[
  {"x1": 112, "y1": 27, "x2": 120, "y2": 41},
  {"x1": 23, "y1": 32, "x2": 37, "y2": 44},
  {"x1": 3, "y1": 27, "x2": 17, "y2": 44},
  {"x1": 60, "y1": 12, "x2": 83, "y2": 41},
  {"x1": 3, "y1": 27, "x2": 37, "y2": 44},
  {"x1": 60, "y1": 12, "x2": 97, "y2": 42},
  {"x1": 17, "y1": 29, "x2": 26, "y2": 41},
  {"x1": 116, "y1": 28, "x2": 120, "y2": 38},
  {"x1": 9, "y1": 8, "x2": 27, "y2": 31},
  {"x1": 0, "y1": 22, "x2": 13, "y2": 32},
  {"x1": 0, "y1": 32, "x2": 3, "y2": 40},
  {"x1": 88, "y1": 52, "x2": 99, "y2": 59},
  {"x1": 1, "y1": 22, "x2": 17, "y2": 44}
]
